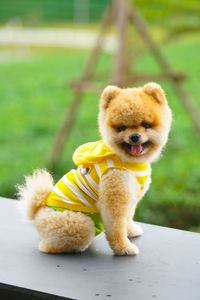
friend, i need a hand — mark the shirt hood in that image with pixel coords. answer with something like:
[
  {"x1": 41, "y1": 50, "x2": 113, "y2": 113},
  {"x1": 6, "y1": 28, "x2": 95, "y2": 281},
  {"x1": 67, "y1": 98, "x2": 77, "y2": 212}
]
[{"x1": 73, "y1": 140, "x2": 115, "y2": 165}]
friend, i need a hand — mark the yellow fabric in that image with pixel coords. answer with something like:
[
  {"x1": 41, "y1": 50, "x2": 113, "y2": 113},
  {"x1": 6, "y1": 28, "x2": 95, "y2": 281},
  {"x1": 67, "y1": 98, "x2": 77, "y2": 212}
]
[
  {"x1": 72, "y1": 140, "x2": 114, "y2": 165},
  {"x1": 45, "y1": 140, "x2": 151, "y2": 215}
]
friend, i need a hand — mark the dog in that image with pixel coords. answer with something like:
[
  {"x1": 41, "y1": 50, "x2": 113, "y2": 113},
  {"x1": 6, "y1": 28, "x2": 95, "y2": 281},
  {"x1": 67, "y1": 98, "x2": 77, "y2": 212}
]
[{"x1": 17, "y1": 82, "x2": 172, "y2": 256}]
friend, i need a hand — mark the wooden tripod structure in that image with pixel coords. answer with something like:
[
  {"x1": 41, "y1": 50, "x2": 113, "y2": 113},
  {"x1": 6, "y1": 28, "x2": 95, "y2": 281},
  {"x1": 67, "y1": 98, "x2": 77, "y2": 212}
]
[{"x1": 48, "y1": 0, "x2": 200, "y2": 169}]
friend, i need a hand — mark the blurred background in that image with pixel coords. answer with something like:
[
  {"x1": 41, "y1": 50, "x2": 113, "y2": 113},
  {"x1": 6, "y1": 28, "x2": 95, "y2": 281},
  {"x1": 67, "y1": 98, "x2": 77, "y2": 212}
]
[{"x1": 0, "y1": 0, "x2": 200, "y2": 232}]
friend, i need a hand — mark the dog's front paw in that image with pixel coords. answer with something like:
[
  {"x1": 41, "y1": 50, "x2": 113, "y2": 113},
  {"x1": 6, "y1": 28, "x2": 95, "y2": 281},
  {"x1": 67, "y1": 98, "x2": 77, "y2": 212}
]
[
  {"x1": 113, "y1": 242, "x2": 139, "y2": 256},
  {"x1": 127, "y1": 223, "x2": 143, "y2": 238}
]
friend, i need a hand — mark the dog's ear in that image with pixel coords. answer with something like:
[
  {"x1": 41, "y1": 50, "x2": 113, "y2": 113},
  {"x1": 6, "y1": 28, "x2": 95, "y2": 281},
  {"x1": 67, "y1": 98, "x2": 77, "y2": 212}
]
[
  {"x1": 100, "y1": 85, "x2": 121, "y2": 109},
  {"x1": 143, "y1": 82, "x2": 166, "y2": 104}
]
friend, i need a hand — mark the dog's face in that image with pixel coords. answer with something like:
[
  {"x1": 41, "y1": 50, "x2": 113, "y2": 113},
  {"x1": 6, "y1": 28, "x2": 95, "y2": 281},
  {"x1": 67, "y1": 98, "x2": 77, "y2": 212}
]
[{"x1": 98, "y1": 83, "x2": 172, "y2": 163}]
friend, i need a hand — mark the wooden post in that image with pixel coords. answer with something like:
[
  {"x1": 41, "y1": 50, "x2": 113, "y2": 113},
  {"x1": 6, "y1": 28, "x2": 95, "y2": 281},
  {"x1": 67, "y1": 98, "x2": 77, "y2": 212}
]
[
  {"x1": 47, "y1": 91, "x2": 83, "y2": 170},
  {"x1": 113, "y1": 0, "x2": 130, "y2": 86},
  {"x1": 128, "y1": 1, "x2": 200, "y2": 133},
  {"x1": 128, "y1": 1, "x2": 172, "y2": 72},
  {"x1": 173, "y1": 84, "x2": 200, "y2": 132},
  {"x1": 47, "y1": 5, "x2": 113, "y2": 169},
  {"x1": 48, "y1": 0, "x2": 200, "y2": 169}
]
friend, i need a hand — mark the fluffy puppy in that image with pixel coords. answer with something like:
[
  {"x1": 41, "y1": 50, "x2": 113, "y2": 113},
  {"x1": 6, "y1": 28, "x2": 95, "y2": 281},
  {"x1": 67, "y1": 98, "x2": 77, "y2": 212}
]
[{"x1": 17, "y1": 82, "x2": 172, "y2": 256}]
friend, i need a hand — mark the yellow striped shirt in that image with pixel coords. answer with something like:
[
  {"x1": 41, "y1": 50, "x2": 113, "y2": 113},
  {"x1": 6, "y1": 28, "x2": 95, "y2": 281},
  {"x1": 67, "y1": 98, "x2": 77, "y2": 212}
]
[{"x1": 45, "y1": 140, "x2": 151, "y2": 214}]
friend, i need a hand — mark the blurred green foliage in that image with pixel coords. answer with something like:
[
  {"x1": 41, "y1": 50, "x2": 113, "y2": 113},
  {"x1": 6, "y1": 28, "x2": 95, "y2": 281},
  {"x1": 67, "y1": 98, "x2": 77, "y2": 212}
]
[
  {"x1": 0, "y1": 0, "x2": 108, "y2": 24},
  {"x1": 134, "y1": 0, "x2": 200, "y2": 37},
  {"x1": 1, "y1": 31, "x2": 200, "y2": 232},
  {"x1": 0, "y1": 0, "x2": 200, "y2": 37}
]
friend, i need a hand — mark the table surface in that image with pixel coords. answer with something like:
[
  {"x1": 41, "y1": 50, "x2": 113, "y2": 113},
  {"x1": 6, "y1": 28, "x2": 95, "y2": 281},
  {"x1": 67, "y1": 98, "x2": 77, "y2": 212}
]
[{"x1": 0, "y1": 197, "x2": 200, "y2": 300}]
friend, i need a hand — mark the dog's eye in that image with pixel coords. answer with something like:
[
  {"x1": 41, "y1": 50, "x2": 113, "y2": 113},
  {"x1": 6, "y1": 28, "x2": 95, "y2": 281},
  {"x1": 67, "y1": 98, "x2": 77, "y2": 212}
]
[
  {"x1": 142, "y1": 122, "x2": 151, "y2": 129},
  {"x1": 116, "y1": 125, "x2": 127, "y2": 132}
]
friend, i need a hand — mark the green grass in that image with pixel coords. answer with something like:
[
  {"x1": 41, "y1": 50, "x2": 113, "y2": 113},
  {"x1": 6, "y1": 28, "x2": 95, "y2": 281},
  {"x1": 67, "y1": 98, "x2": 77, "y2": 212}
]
[
  {"x1": 1, "y1": 33, "x2": 200, "y2": 232},
  {"x1": 0, "y1": 47, "x2": 111, "y2": 194}
]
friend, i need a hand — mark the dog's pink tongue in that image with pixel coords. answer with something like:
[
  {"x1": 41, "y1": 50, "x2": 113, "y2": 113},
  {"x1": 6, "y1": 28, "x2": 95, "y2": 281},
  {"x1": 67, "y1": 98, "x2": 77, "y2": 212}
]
[{"x1": 131, "y1": 144, "x2": 142, "y2": 156}]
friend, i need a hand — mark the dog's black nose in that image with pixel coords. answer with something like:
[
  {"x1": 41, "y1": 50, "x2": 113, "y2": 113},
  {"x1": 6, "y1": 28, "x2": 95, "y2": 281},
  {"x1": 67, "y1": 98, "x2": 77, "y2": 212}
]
[{"x1": 130, "y1": 134, "x2": 141, "y2": 143}]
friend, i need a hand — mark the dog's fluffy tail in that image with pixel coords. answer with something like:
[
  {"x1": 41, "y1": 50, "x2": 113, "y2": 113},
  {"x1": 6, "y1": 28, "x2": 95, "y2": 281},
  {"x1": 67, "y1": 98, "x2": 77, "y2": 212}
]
[{"x1": 17, "y1": 169, "x2": 54, "y2": 220}]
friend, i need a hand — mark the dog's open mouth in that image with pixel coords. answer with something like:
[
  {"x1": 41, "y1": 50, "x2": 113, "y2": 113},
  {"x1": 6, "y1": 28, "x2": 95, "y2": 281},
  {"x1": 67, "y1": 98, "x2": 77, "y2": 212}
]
[{"x1": 121, "y1": 141, "x2": 151, "y2": 156}]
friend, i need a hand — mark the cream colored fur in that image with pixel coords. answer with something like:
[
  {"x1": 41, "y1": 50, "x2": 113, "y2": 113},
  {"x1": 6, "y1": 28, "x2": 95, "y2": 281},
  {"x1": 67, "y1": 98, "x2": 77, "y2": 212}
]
[
  {"x1": 18, "y1": 82, "x2": 172, "y2": 256},
  {"x1": 17, "y1": 169, "x2": 53, "y2": 219},
  {"x1": 97, "y1": 168, "x2": 142, "y2": 255},
  {"x1": 18, "y1": 170, "x2": 95, "y2": 253}
]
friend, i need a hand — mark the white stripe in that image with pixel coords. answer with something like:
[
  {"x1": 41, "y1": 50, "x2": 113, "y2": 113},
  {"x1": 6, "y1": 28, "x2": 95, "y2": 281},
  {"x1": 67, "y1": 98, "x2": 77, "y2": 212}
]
[
  {"x1": 132, "y1": 167, "x2": 151, "y2": 177},
  {"x1": 106, "y1": 159, "x2": 114, "y2": 168},
  {"x1": 53, "y1": 186, "x2": 72, "y2": 204},
  {"x1": 78, "y1": 171, "x2": 98, "y2": 195},
  {"x1": 94, "y1": 163, "x2": 101, "y2": 178},
  {"x1": 84, "y1": 173, "x2": 98, "y2": 191},
  {"x1": 72, "y1": 170, "x2": 97, "y2": 200},
  {"x1": 61, "y1": 175, "x2": 92, "y2": 207}
]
